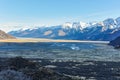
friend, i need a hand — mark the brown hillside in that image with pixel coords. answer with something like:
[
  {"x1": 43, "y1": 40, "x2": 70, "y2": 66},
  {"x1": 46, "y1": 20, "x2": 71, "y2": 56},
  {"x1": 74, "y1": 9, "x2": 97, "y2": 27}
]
[{"x1": 0, "y1": 30, "x2": 15, "y2": 39}]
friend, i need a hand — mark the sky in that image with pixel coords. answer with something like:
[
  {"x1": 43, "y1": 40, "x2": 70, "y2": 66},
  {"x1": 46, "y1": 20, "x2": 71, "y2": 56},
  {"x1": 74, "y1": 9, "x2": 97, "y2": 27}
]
[{"x1": 0, "y1": 0, "x2": 120, "y2": 32}]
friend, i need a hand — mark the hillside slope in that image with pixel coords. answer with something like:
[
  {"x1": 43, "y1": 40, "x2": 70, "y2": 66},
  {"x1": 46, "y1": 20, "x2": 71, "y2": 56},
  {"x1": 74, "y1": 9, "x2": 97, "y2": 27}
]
[
  {"x1": 109, "y1": 36, "x2": 120, "y2": 48},
  {"x1": 0, "y1": 30, "x2": 15, "y2": 39}
]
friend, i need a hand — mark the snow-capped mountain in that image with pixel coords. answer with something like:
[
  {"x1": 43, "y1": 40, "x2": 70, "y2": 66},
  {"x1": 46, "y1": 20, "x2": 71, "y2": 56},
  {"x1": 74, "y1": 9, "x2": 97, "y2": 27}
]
[
  {"x1": 9, "y1": 17, "x2": 120, "y2": 41},
  {"x1": 116, "y1": 17, "x2": 120, "y2": 28},
  {"x1": 62, "y1": 21, "x2": 89, "y2": 30},
  {"x1": 103, "y1": 18, "x2": 116, "y2": 30}
]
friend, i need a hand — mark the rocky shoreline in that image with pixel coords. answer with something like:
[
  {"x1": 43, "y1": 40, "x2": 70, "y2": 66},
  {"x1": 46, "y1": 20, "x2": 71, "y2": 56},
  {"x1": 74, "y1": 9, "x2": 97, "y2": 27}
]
[{"x1": 0, "y1": 57, "x2": 120, "y2": 80}]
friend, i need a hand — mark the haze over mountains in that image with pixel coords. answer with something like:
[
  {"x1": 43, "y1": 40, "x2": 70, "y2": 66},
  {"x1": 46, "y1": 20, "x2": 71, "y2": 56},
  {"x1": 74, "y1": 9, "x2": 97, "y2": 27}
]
[{"x1": 9, "y1": 17, "x2": 120, "y2": 41}]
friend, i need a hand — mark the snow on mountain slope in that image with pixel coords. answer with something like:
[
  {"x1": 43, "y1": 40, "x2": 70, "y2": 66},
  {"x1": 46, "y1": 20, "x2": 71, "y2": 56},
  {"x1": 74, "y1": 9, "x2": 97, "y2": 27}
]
[
  {"x1": 62, "y1": 22, "x2": 89, "y2": 30},
  {"x1": 62, "y1": 22, "x2": 72, "y2": 29},
  {"x1": 103, "y1": 18, "x2": 116, "y2": 30},
  {"x1": 9, "y1": 17, "x2": 120, "y2": 41},
  {"x1": 116, "y1": 17, "x2": 120, "y2": 28}
]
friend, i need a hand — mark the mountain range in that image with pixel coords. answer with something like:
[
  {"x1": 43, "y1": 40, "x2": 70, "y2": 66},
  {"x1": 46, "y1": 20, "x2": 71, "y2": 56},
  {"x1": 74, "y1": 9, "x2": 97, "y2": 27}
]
[{"x1": 9, "y1": 17, "x2": 120, "y2": 41}]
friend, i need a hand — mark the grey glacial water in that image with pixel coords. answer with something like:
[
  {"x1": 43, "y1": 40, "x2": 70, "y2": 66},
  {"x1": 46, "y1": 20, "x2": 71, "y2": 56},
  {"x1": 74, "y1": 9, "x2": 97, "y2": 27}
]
[{"x1": 0, "y1": 42, "x2": 120, "y2": 61}]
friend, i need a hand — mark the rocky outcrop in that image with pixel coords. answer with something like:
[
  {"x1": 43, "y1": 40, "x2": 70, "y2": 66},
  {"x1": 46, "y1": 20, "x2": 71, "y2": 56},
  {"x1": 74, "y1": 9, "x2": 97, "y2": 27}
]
[{"x1": 0, "y1": 57, "x2": 74, "y2": 80}]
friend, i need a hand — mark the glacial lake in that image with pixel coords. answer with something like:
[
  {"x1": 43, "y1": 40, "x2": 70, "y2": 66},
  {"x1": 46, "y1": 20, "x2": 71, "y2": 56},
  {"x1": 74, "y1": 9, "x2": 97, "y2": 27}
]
[{"x1": 0, "y1": 42, "x2": 120, "y2": 61}]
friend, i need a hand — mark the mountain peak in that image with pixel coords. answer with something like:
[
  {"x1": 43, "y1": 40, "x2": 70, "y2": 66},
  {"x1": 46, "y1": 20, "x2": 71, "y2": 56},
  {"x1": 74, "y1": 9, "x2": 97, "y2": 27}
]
[
  {"x1": 103, "y1": 18, "x2": 116, "y2": 30},
  {"x1": 116, "y1": 17, "x2": 120, "y2": 28},
  {"x1": 63, "y1": 22, "x2": 88, "y2": 30},
  {"x1": 62, "y1": 22, "x2": 72, "y2": 29}
]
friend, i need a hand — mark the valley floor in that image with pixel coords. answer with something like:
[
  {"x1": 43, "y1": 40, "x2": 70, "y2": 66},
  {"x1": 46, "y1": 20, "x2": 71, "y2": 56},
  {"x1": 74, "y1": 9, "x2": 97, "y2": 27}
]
[{"x1": 0, "y1": 38, "x2": 109, "y2": 43}]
